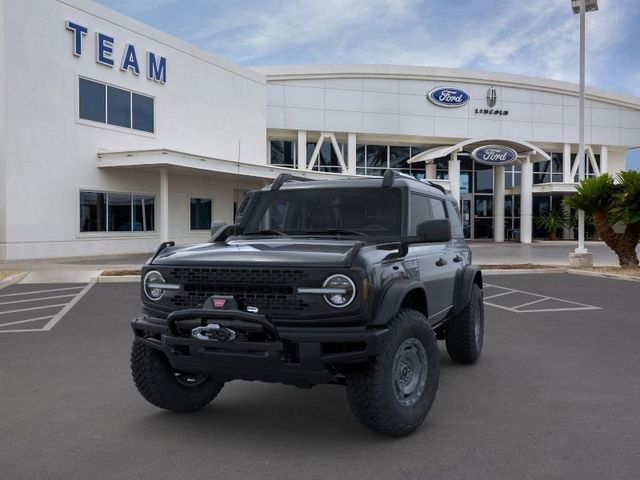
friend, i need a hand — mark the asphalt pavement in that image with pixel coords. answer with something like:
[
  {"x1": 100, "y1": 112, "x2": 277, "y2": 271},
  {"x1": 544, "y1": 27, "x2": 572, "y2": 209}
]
[{"x1": 1, "y1": 273, "x2": 639, "y2": 480}]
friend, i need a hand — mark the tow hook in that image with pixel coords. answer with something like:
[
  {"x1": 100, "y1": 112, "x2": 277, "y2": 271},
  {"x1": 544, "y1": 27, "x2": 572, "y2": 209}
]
[{"x1": 192, "y1": 323, "x2": 236, "y2": 342}]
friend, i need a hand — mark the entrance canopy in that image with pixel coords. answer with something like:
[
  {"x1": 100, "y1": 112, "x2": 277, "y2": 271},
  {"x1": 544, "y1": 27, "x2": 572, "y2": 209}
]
[{"x1": 407, "y1": 138, "x2": 551, "y2": 164}]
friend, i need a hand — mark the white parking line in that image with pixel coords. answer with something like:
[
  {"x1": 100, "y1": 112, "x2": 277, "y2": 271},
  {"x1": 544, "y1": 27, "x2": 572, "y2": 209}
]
[
  {"x1": 0, "y1": 315, "x2": 54, "y2": 328},
  {"x1": 483, "y1": 283, "x2": 602, "y2": 313},
  {"x1": 0, "y1": 293, "x2": 78, "y2": 306},
  {"x1": 0, "y1": 303, "x2": 68, "y2": 316},
  {"x1": 0, "y1": 286, "x2": 84, "y2": 298},
  {"x1": 0, "y1": 283, "x2": 95, "y2": 333},
  {"x1": 41, "y1": 283, "x2": 94, "y2": 331}
]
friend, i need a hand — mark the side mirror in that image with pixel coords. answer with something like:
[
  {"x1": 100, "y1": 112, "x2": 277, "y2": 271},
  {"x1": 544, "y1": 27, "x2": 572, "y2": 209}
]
[{"x1": 417, "y1": 219, "x2": 451, "y2": 243}]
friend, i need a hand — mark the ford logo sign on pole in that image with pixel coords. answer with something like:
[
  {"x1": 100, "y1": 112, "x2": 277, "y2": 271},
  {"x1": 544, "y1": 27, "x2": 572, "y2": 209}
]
[
  {"x1": 427, "y1": 87, "x2": 470, "y2": 108},
  {"x1": 471, "y1": 145, "x2": 519, "y2": 166}
]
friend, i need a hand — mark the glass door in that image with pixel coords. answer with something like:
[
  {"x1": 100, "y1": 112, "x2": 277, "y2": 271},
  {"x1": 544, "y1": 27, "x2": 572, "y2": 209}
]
[{"x1": 460, "y1": 195, "x2": 473, "y2": 239}]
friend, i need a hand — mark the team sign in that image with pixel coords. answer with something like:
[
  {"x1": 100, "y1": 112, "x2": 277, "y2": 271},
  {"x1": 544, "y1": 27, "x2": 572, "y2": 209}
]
[{"x1": 66, "y1": 21, "x2": 167, "y2": 84}]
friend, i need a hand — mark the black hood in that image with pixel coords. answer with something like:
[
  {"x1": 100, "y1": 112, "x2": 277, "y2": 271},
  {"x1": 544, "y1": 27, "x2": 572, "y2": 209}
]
[{"x1": 151, "y1": 238, "x2": 362, "y2": 268}]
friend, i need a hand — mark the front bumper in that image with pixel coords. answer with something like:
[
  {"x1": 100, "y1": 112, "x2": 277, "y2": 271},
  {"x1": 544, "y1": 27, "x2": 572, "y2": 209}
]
[{"x1": 131, "y1": 309, "x2": 388, "y2": 386}]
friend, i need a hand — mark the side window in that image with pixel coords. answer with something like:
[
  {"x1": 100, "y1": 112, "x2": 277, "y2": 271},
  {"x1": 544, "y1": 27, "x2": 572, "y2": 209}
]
[
  {"x1": 447, "y1": 200, "x2": 464, "y2": 238},
  {"x1": 429, "y1": 198, "x2": 447, "y2": 220},
  {"x1": 409, "y1": 193, "x2": 432, "y2": 235}
]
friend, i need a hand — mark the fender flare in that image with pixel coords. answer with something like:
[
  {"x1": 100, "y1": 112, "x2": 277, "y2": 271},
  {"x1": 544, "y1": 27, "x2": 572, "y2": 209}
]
[
  {"x1": 370, "y1": 279, "x2": 428, "y2": 326},
  {"x1": 452, "y1": 265, "x2": 483, "y2": 316}
]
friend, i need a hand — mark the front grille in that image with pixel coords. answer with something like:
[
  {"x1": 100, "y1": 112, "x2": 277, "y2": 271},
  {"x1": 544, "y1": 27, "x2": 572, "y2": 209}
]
[{"x1": 167, "y1": 268, "x2": 311, "y2": 317}]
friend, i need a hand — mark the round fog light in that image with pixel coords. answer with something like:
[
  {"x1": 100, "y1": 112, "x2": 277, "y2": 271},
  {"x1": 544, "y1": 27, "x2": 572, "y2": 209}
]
[{"x1": 323, "y1": 274, "x2": 356, "y2": 308}]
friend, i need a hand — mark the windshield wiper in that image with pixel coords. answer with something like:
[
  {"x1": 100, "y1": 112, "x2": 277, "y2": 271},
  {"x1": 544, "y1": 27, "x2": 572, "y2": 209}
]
[
  {"x1": 302, "y1": 228, "x2": 367, "y2": 237},
  {"x1": 244, "y1": 229, "x2": 288, "y2": 236}
]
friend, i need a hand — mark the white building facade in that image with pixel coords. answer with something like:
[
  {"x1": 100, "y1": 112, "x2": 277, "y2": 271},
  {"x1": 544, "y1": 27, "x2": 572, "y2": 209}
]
[{"x1": 1, "y1": 0, "x2": 639, "y2": 260}]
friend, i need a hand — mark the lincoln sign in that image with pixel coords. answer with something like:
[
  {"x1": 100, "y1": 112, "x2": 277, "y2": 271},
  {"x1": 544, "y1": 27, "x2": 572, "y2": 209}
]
[{"x1": 471, "y1": 145, "x2": 518, "y2": 166}]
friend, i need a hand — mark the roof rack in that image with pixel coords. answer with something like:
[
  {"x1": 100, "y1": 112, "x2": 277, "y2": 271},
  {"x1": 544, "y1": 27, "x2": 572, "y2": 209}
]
[
  {"x1": 270, "y1": 173, "x2": 314, "y2": 191},
  {"x1": 381, "y1": 169, "x2": 418, "y2": 187},
  {"x1": 426, "y1": 181, "x2": 447, "y2": 194}
]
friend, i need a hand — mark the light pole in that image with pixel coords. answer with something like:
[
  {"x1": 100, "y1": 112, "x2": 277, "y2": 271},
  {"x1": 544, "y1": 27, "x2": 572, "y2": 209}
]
[{"x1": 569, "y1": 0, "x2": 597, "y2": 266}]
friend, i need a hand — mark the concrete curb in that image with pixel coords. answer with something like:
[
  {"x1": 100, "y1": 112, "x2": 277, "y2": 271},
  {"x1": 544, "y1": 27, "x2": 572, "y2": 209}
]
[
  {"x1": 93, "y1": 275, "x2": 141, "y2": 283},
  {"x1": 0, "y1": 272, "x2": 29, "y2": 289},
  {"x1": 483, "y1": 268, "x2": 565, "y2": 275},
  {"x1": 482, "y1": 267, "x2": 640, "y2": 282}
]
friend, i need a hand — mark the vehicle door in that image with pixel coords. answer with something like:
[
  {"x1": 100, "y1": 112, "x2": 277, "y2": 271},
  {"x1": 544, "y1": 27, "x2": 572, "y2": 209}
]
[
  {"x1": 426, "y1": 196, "x2": 458, "y2": 318},
  {"x1": 404, "y1": 193, "x2": 450, "y2": 322}
]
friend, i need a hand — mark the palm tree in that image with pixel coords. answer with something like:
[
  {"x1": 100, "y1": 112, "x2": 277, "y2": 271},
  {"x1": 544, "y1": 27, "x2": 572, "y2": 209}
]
[
  {"x1": 565, "y1": 172, "x2": 640, "y2": 267},
  {"x1": 534, "y1": 209, "x2": 568, "y2": 240}
]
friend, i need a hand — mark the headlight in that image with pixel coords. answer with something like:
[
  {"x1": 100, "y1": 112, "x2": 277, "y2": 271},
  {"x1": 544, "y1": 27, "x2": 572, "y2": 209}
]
[
  {"x1": 322, "y1": 274, "x2": 356, "y2": 308},
  {"x1": 143, "y1": 270, "x2": 168, "y2": 301}
]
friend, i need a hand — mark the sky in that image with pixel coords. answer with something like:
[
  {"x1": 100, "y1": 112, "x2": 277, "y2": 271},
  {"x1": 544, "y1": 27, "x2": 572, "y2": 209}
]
[{"x1": 95, "y1": 0, "x2": 640, "y2": 169}]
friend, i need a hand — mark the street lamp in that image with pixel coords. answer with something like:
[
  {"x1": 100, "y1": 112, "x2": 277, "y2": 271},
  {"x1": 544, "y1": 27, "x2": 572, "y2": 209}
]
[{"x1": 570, "y1": 0, "x2": 597, "y2": 266}]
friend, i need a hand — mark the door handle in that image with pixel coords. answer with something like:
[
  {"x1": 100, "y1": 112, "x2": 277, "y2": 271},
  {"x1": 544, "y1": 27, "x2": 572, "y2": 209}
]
[
  {"x1": 453, "y1": 255, "x2": 462, "y2": 263},
  {"x1": 435, "y1": 257, "x2": 447, "y2": 267}
]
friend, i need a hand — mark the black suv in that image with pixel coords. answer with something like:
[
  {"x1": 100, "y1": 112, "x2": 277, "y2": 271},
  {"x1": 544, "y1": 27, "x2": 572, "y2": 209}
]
[{"x1": 130, "y1": 170, "x2": 484, "y2": 436}]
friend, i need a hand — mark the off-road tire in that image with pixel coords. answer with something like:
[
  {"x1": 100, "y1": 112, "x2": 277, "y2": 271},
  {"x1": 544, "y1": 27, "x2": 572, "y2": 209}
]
[
  {"x1": 345, "y1": 309, "x2": 439, "y2": 436},
  {"x1": 131, "y1": 340, "x2": 224, "y2": 413},
  {"x1": 445, "y1": 283, "x2": 484, "y2": 364}
]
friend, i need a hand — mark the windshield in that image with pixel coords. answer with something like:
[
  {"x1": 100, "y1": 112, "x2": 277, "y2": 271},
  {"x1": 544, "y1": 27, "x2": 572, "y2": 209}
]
[{"x1": 243, "y1": 188, "x2": 402, "y2": 237}]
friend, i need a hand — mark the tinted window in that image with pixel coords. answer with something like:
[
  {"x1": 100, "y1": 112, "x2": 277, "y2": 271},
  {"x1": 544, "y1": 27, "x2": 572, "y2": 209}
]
[
  {"x1": 133, "y1": 195, "x2": 155, "y2": 231},
  {"x1": 447, "y1": 200, "x2": 464, "y2": 238},
  {"x1": 190, "y1": 198, "x2": 212, "y2": 230},
  {"x1": 108, "y1": 193, "x2": 132, "y2": 231},
  {"x1": 132, "y1": 93, "x2": 154, "y2": 133},
  {"x1": 429, "y1": 198, "x2": 447, "y2": 219},
  {"x1": 270, "y1": 140, "x2": 296, "y2": 168},
  {"x1": 409, "y1": 194, "x2": 431, "y2": 235},
  {"x1": 245, "y1": 188, "x2": 402, "y2": 236},
  {"x1": 79, "y1": 79, "x2": 106, "y2": 123},
  {"x1": 80, "y1": 191, "x2": 106, "y2": 232},
  {"x1": 107, "y1": 86, "x2": 131, "y2": 128}
]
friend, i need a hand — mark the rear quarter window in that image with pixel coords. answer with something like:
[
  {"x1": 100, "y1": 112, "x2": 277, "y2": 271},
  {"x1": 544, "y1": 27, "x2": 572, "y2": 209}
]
[{"x1": 447, "y1": 200, "x2": 464, "y2": 238}]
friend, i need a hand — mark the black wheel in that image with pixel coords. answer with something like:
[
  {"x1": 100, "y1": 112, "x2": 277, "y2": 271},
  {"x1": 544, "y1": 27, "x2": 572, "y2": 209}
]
[
  {"x1": 445, "y1": 283, "x2": 484, "y2": 364},
  {"x1": 345, "y1": 309, "x2": 439, "y2": 437},
  {"x1": 130, "y1": 340, "x2": 224, "y2": 413}
]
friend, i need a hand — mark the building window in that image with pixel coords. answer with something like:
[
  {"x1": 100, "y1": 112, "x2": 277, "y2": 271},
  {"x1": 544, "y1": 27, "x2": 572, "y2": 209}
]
[
  {"x1": 79, "y1": 191, "x2": 106, "y2": 232},
  {"x1": 79, "y1": 79, "x2": 106, "y2": 123},
  {"x1": 571, "y1": 153, "x2": 601, "y2": 181},
  {"x1": 270, "y1": 140, "x2": 297, "y2": 168},
  {"x1": 78, "y1": 78, "x2": 154, "y2": 133},
  {"x1": 80, "y1": 191, "x2": 155, "y2": 233},
  {"x1": 306, "y1": 142, "x2": 344, "y2": 173},
  {"x1": 190, "y1": 198, "x2": 212, "y2": 230},
  {"x1": 534, "y1": 153, "x2": 564, "y2": 184},
  {"x1": 356, "y1": 144, "x2": 428, "y2": 178}
]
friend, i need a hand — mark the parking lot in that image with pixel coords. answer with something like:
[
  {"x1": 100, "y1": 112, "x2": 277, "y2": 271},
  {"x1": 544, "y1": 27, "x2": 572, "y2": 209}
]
[{"x1": 1, "y1": 273, "x2": 639, "y2": 479}]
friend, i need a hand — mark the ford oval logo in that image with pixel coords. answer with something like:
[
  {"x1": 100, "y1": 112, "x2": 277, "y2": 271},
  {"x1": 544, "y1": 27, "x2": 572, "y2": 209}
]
[
  {"x1": 427, "y1": 86, "x2": 470, "y2": 108},
  {"x1": 471, "y1": 145, "x2": 519, "y2": 166}
]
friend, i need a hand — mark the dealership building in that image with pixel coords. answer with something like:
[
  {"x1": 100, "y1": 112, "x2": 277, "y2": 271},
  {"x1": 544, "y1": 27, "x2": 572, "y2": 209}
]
[{"x1": 1, "y1": 0, "x2": 640, "y2": 260}]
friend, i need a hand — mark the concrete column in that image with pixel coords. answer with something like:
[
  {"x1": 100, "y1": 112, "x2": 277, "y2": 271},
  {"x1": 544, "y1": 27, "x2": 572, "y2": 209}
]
[
  {"x1": 426, "y1": 163, "x2": 437, "y2": 180},
  {"x1": 520, "y1": 157, "x2": 533, "y2": 244},
  {"x1": 160, "y1": 168, "x2": 169, "y2": 242},
  {"x1": 563, "y1": 143, "x2": 573, "y2": 183},
  {"x1": 297, "y1": 130, "x2": 307, "y2": 170},
  {"x1": 562, "y1": 199, "x2": 574, "y2": 240},
  {"x1": 600, "y1": 145, "x2": 608, "y2": 174},
  {"x1": 493, "y1": 165, "x2": 505, "y2": 242},
  {"x1": 347, "y1": 133, "x2": 357, "y2": 175},
  {"x1": 448, "y1": 153, "x2": 461, "y2": 205}
]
